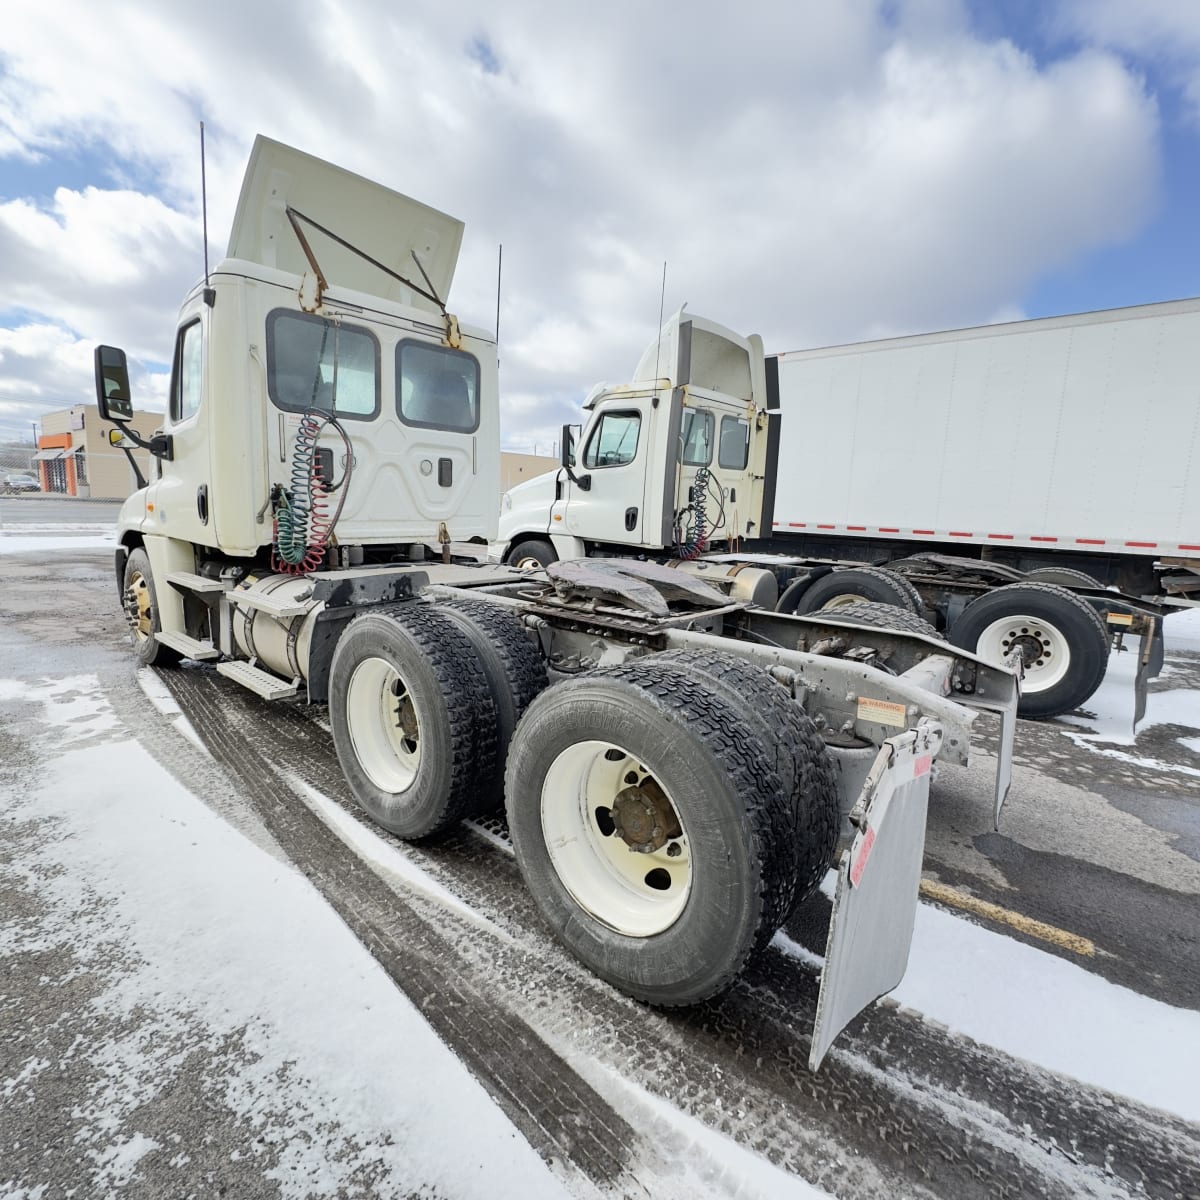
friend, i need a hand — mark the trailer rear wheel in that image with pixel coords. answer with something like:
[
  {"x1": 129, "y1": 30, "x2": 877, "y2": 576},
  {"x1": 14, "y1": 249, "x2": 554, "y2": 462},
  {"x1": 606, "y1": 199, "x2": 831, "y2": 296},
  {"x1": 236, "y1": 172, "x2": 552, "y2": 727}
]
[
  {"x1": 505, "y1": 538, "x2": 557, "y2": 570},
  {"x1": 434, "y1": 597, "x2": 549, "y2": 809},
  {"x1": 950, "y1": 583, "x2": 1109, "y2": 718},
  {"x1": 122, "y1": 547, "x2": 182, "y2": 668},
  {"x1": 329, "y1": 604, "x2": 498, "y2": 838},
  {"x1": 792, "y1": 565, "x2": 923, "y2": 617},
  {"x1": 505, "y1": 661, "x2": 797, "y2": 1005}
]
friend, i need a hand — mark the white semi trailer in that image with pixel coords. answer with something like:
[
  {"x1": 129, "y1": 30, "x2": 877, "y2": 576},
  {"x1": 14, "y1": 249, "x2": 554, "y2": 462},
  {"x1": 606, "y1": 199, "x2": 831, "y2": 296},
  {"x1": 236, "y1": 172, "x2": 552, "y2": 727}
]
[
  {"x1": 494, "y1": 302, "x2": 1200, "y2": 719},
  {"x1": 96, "y1": 137, "x2": 1021, "y2": 1069}
]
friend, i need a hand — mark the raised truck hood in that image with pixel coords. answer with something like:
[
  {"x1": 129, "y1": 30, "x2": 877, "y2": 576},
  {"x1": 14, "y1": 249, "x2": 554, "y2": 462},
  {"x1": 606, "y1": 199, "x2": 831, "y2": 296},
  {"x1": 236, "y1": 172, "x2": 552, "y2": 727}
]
[{"x1": 227, "y1": 135, "x2": 464, "y2": 312}]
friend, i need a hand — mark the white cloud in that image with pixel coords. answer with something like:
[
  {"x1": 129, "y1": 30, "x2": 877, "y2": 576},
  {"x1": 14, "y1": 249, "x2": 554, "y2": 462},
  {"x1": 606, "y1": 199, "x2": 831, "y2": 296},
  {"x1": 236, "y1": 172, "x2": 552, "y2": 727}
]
[
  {"x1": 0, "y1": 0, "x2": 1164, "y2": 452},
  {"x1": 1057, "y1": 1, "x2": 1200, "y2": 120}
]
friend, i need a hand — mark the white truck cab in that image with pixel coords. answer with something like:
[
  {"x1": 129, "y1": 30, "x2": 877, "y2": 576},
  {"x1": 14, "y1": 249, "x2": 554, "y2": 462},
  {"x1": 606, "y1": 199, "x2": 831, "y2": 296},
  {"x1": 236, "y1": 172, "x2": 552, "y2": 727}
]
[
  {"x1": 494, "y1": 312, "x2": 770, "y2": 565},
  {"x1": 106, "y1": 136, "x2": 498, "y2": 606}
]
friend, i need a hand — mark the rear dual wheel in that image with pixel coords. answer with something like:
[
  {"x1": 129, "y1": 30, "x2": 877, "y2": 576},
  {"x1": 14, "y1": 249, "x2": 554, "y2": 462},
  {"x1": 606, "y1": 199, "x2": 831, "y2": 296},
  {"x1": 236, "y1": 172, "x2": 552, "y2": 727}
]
[
  {"x1": 505, "y1": 655, "x2": 839, "y2": 1005},
  {"x1": 329, "y1": 599, "x2": 548, "y2": 839}
]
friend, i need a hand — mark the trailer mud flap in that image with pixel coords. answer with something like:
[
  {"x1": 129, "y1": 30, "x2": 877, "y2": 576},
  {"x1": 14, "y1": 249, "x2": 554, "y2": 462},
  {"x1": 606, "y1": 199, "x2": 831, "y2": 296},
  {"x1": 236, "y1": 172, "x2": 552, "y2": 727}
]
[
  {"x1": 809, "y1": 720, "x2": 941, "y2": 1071},
  {"x1": 1133, "y1": 615, "x2": 1163, "y2": 728}
]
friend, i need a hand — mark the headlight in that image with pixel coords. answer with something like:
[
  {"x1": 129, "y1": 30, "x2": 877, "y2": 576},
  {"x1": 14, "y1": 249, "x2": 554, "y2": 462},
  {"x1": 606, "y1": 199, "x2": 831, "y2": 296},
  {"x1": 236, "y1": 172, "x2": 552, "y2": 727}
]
[{"x1": 501, "y1": 491, "x2": 513, "y2": 512}]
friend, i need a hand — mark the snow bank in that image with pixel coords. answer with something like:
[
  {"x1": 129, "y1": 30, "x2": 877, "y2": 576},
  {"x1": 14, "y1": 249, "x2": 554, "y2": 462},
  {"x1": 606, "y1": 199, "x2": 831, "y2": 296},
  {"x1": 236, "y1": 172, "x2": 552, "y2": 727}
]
[{"x1": 0, "y1": 532, "x2": 116, "y2": 554}]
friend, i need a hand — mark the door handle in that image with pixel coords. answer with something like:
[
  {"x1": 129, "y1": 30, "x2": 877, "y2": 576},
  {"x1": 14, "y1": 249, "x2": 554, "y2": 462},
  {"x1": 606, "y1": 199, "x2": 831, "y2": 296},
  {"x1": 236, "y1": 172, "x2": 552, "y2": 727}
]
[
  {"x1": 196, "y1": 484, "x2": 209, "y2": 525},
  {"x1": 625, "y1": 506, "x2": 638, "y2": 532}
]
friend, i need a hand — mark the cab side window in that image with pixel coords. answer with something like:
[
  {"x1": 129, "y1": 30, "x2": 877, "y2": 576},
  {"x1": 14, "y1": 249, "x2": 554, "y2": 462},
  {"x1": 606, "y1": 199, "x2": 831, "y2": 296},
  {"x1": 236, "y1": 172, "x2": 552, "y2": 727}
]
[
  {"x1": 170, "y1": 320, "x2": 203, "y2": 423},
  {"x1": 583, "y1": 412, "x2": 641, "y2": 468}
]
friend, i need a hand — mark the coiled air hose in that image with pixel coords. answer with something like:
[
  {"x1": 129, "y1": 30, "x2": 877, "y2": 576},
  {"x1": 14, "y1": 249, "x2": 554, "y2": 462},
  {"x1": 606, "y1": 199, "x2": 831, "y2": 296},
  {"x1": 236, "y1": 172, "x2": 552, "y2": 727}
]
[
  {"x1": 272, "y1": 409, "x2": 354, "y2": 575},
  {"x1": 675, "y1": 466, "x2": 710, "y2": 560}
]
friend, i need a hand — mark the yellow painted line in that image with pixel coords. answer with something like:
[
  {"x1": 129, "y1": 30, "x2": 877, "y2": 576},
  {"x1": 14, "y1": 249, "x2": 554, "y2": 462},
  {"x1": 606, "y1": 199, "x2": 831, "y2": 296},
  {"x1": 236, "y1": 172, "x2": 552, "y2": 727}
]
[{"x1": 919, "y1": 878, "x2": 1096, "y2": 957}]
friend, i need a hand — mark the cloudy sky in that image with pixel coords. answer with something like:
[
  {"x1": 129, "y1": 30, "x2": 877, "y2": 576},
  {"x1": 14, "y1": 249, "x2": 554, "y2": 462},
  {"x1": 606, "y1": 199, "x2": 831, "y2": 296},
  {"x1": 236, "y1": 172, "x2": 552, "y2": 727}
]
[{"x1": 1, "y1": 0, "x2": 1198, "y2": 452}]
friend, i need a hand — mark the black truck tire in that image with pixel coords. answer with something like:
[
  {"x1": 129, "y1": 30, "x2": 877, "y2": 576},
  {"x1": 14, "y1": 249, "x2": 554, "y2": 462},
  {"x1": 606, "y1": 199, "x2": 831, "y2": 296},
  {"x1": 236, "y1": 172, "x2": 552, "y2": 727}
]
[
  {"x1": 122, "y1": 547, "x2": 182, "y2": 668},
  {"x1": 652, "y1": 649, "x2": 838, "y2": 915},
  {"x1": 1023, "y1": 566, "x2": 1105, "y2": 590},
  {"x1": 810, "y1": 600, "x2": 945, "y2": 641},
  {"x1": 505, "y1": 538, "x2": 558, "y2": 569},
  {"x1": 950, "y1": 582, "x2": 1109, "y2": 719},
  {"x1": 434, "y1": 597, "x2": 549, "y2": 809},
  {"x1": 792, "y1": 565, "x2": 924, "y2": 617},
  {"x1": 329, "y1": 604, "x2": 498, "y2": 838},
  {"x1": 504, "y1": 660, "x2": 799, "y2": 1006}
]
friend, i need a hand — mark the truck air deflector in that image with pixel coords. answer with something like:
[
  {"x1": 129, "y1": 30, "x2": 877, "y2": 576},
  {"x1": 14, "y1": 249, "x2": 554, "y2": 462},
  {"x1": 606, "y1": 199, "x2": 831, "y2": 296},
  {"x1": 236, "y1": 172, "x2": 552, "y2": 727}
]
[
  {"x1": 227, "y1": 136, "x2": 464, "y2": 312},
  {"x1": 809, "y1": 721, "x2": 940, "y2": 1071}
]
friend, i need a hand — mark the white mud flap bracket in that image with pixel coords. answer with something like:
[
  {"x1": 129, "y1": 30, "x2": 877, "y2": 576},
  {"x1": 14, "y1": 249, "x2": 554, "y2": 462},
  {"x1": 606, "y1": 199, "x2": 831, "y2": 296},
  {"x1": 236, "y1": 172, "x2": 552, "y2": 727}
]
[{"x1": 809, "y1": 718, "x2": 943, "y2": 1070}]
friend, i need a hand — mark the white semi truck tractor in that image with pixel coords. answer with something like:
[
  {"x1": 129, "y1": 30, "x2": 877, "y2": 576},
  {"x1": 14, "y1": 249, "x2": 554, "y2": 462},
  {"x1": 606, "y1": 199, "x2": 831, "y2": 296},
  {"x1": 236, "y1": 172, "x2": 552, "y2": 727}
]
[
  {"x1": 96, "y1": 137, "x2": 1021, "y2": 1068},
  {"x1": 494, "y1": 303, "x2": 1200, "y2": 721}
]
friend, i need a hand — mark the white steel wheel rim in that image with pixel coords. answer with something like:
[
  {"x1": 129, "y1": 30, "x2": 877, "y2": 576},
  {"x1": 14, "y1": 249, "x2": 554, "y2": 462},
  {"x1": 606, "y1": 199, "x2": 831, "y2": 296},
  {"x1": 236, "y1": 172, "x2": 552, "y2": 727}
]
[
  {"x1": 975, "y1": 615, "x2": 1070, "y2": 693},
  {"x1": 821, "y1": 593, "x2": 871, "y2": 610},
  {"x1": 540, "y1": 739, "x2": 692, "y2": 937},
  {"x1": 513, "y1": 554, "x2": 544, "y2": 570},
  {"x1": 346, "y1": 657, "x2": 421, "y2": 792}
]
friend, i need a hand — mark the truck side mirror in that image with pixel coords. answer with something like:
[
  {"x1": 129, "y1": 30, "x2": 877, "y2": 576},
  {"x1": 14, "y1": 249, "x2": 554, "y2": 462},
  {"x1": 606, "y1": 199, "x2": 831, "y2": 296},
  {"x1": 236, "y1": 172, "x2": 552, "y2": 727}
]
[
  {"x1": 94, "y1": 345, "x2": 134, "y2": 422},
  {"x1": 560, "y1": 422, "x2": 590, "y2": 491}
]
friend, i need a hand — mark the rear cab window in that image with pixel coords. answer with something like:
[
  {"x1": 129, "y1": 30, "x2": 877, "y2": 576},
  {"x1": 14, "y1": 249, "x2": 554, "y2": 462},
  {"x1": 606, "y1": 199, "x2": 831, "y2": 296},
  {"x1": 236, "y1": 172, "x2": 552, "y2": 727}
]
[
  {"x1": 266, "y1": 310, "x2": 380, "y2": 419},
  {"x1": 396, "y1": 340, "x2": 480, "y2": 432}
]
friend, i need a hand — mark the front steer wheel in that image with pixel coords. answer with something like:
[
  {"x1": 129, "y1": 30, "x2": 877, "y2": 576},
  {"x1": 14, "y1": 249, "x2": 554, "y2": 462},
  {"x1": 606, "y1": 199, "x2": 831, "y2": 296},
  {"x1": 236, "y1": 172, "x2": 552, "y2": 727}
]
[
  {"x1": 950, "y1": 582, "x2": 1109, "y2": 719},
  {"x1": 328, "y1": 604, "x2": 498, "y2": 839},
  {"x1": 504, "y1": 660, "x2": 800, "y2": 1006},
  {"x1": 121, "y1": 547, "x2": 181, "y2": 668}
]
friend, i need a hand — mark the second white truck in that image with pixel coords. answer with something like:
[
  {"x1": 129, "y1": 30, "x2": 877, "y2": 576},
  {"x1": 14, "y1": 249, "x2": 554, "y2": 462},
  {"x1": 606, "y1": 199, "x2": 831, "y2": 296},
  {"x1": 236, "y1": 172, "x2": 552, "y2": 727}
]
[{"x1": 494, "y1": 303, "x2": 1200, "y2": 719}]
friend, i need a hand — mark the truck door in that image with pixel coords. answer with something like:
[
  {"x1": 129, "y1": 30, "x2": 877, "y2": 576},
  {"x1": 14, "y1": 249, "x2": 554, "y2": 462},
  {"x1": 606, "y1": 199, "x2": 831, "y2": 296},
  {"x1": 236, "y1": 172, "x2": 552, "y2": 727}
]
[
  {"x1": 153, "y1": 304, "x2": 215, "y2": 547},
  {"x1": 557, "y1": 399, "x2": 652, "y2": 547}
]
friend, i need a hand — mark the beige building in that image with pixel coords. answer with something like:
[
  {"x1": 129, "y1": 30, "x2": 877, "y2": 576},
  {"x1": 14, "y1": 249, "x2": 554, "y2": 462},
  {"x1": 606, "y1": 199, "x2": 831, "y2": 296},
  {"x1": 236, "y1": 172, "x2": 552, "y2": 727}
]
[
  {"x1": 500, "y1": 451, "x2": 558, "y2": 492},
  {"x1": 35, "y1": 406, "x2": 159, "y2": 499}
]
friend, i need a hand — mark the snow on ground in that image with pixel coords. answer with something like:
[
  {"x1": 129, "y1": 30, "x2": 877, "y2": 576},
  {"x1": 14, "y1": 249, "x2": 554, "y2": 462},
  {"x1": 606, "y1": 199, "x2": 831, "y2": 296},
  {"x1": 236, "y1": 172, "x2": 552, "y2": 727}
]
[
  {"x1": 288, "y1": 764, "x2": 1200, "y2": 1129},
  {"x1": 0, "y1": 532, "x2": 116, "y2": 554},
  {"x1": 1056, "y1": 609, "x2": 1200, "y2": 754},
  {"x1": 1, "y1": 674, "x2": 570, "y2": 1199}
]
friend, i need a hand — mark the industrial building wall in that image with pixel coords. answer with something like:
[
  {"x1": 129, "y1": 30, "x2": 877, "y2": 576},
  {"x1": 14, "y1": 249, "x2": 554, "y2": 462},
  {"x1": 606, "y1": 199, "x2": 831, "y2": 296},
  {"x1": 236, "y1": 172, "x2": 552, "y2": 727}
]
[{"x1": 500, "y1": 452, "x2": 558, "y2": 492}]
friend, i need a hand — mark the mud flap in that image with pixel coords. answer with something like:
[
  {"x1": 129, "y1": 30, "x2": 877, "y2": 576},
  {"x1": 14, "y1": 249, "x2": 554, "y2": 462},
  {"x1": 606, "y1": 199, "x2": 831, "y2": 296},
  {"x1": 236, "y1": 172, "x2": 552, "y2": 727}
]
[
  {"x1": 1133, "y1": 615, "x2": 1163, "y2": 728},
  {"x1": 809, "y1": 720, "x2": 942, "y2": 1071}
]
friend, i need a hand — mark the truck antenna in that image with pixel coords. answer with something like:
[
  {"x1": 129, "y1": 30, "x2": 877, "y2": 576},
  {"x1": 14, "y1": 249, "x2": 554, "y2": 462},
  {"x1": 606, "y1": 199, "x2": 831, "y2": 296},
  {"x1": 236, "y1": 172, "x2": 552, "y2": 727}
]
[
  {"x1": 495, "y1": 242, "x2": 503, "y2": 373},
  {"x1": 653, "y1": 261, "x2": 667, "y2": 386},
  {"x1": 200, "y1": 120, "x2": 214, "y2": 307}
]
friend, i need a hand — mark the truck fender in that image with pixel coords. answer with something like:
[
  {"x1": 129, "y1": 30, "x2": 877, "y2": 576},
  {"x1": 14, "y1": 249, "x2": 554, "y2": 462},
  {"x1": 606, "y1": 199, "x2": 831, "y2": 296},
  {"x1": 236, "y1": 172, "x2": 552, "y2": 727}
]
[
  {"x1": 775, "y1": 566, "x2": 833, "y2": 614},
  {"x1": 549, "y1": 533, "x2": 586, "y2": 562}
]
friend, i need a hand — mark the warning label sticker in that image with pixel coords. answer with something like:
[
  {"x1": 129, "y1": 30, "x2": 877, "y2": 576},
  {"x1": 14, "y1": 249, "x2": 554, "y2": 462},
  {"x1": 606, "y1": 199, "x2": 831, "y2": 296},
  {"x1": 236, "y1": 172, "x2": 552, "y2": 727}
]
[
  {"x1": 856, "y1": 696, "x2": 907, "y2": 728},
  {"x1": 1106, "y1": 612, "x2": 1134, "y2": 626}
]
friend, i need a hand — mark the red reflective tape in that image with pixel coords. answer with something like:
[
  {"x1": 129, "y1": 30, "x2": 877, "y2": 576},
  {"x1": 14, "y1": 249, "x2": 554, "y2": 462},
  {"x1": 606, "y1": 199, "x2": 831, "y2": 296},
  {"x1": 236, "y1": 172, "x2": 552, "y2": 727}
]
[
  {"x1": 913, "y1": 529, "x2": 935, "y2": 535},
  {"x1": 772, "y1": 521, "x2": 780, "y2": 526},
  {"x1": 1030, "y1": 536, "x2": 1058, "y2": 543},
  {"x1": 1126, "y1": 541, "x2": 1157, "y2": 548},
  {"x1": 1180, "y1": 544, "x2": 1200, "y2": 551},
  {"x1": 817, "y1": 524, "x2": 836, "y2": 529},
  {"x1": 879, "y1": 527, "x2": 900, "y2": 533},
  {"x1": 1075, "y1": 538, "x2": 1105, "y2": 545},
  {"x1": 948, "y1": 530, "x2": 973, "y2": 538},
  {"x1": 850, "y1": 826, "x2": 876, "y2": 887},
  {"x1": 847, "y1": 525, "x2": 867, "y2": 531},
  {"x1": 913, "y1": 754, "x2": 932, "y2": 778},
  {"x1": 787, "y1": 522, "x2": 806, "y2": 528},
  {"x1": 987, "y1": 533, "x2": 1014, "y2": 540}
]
